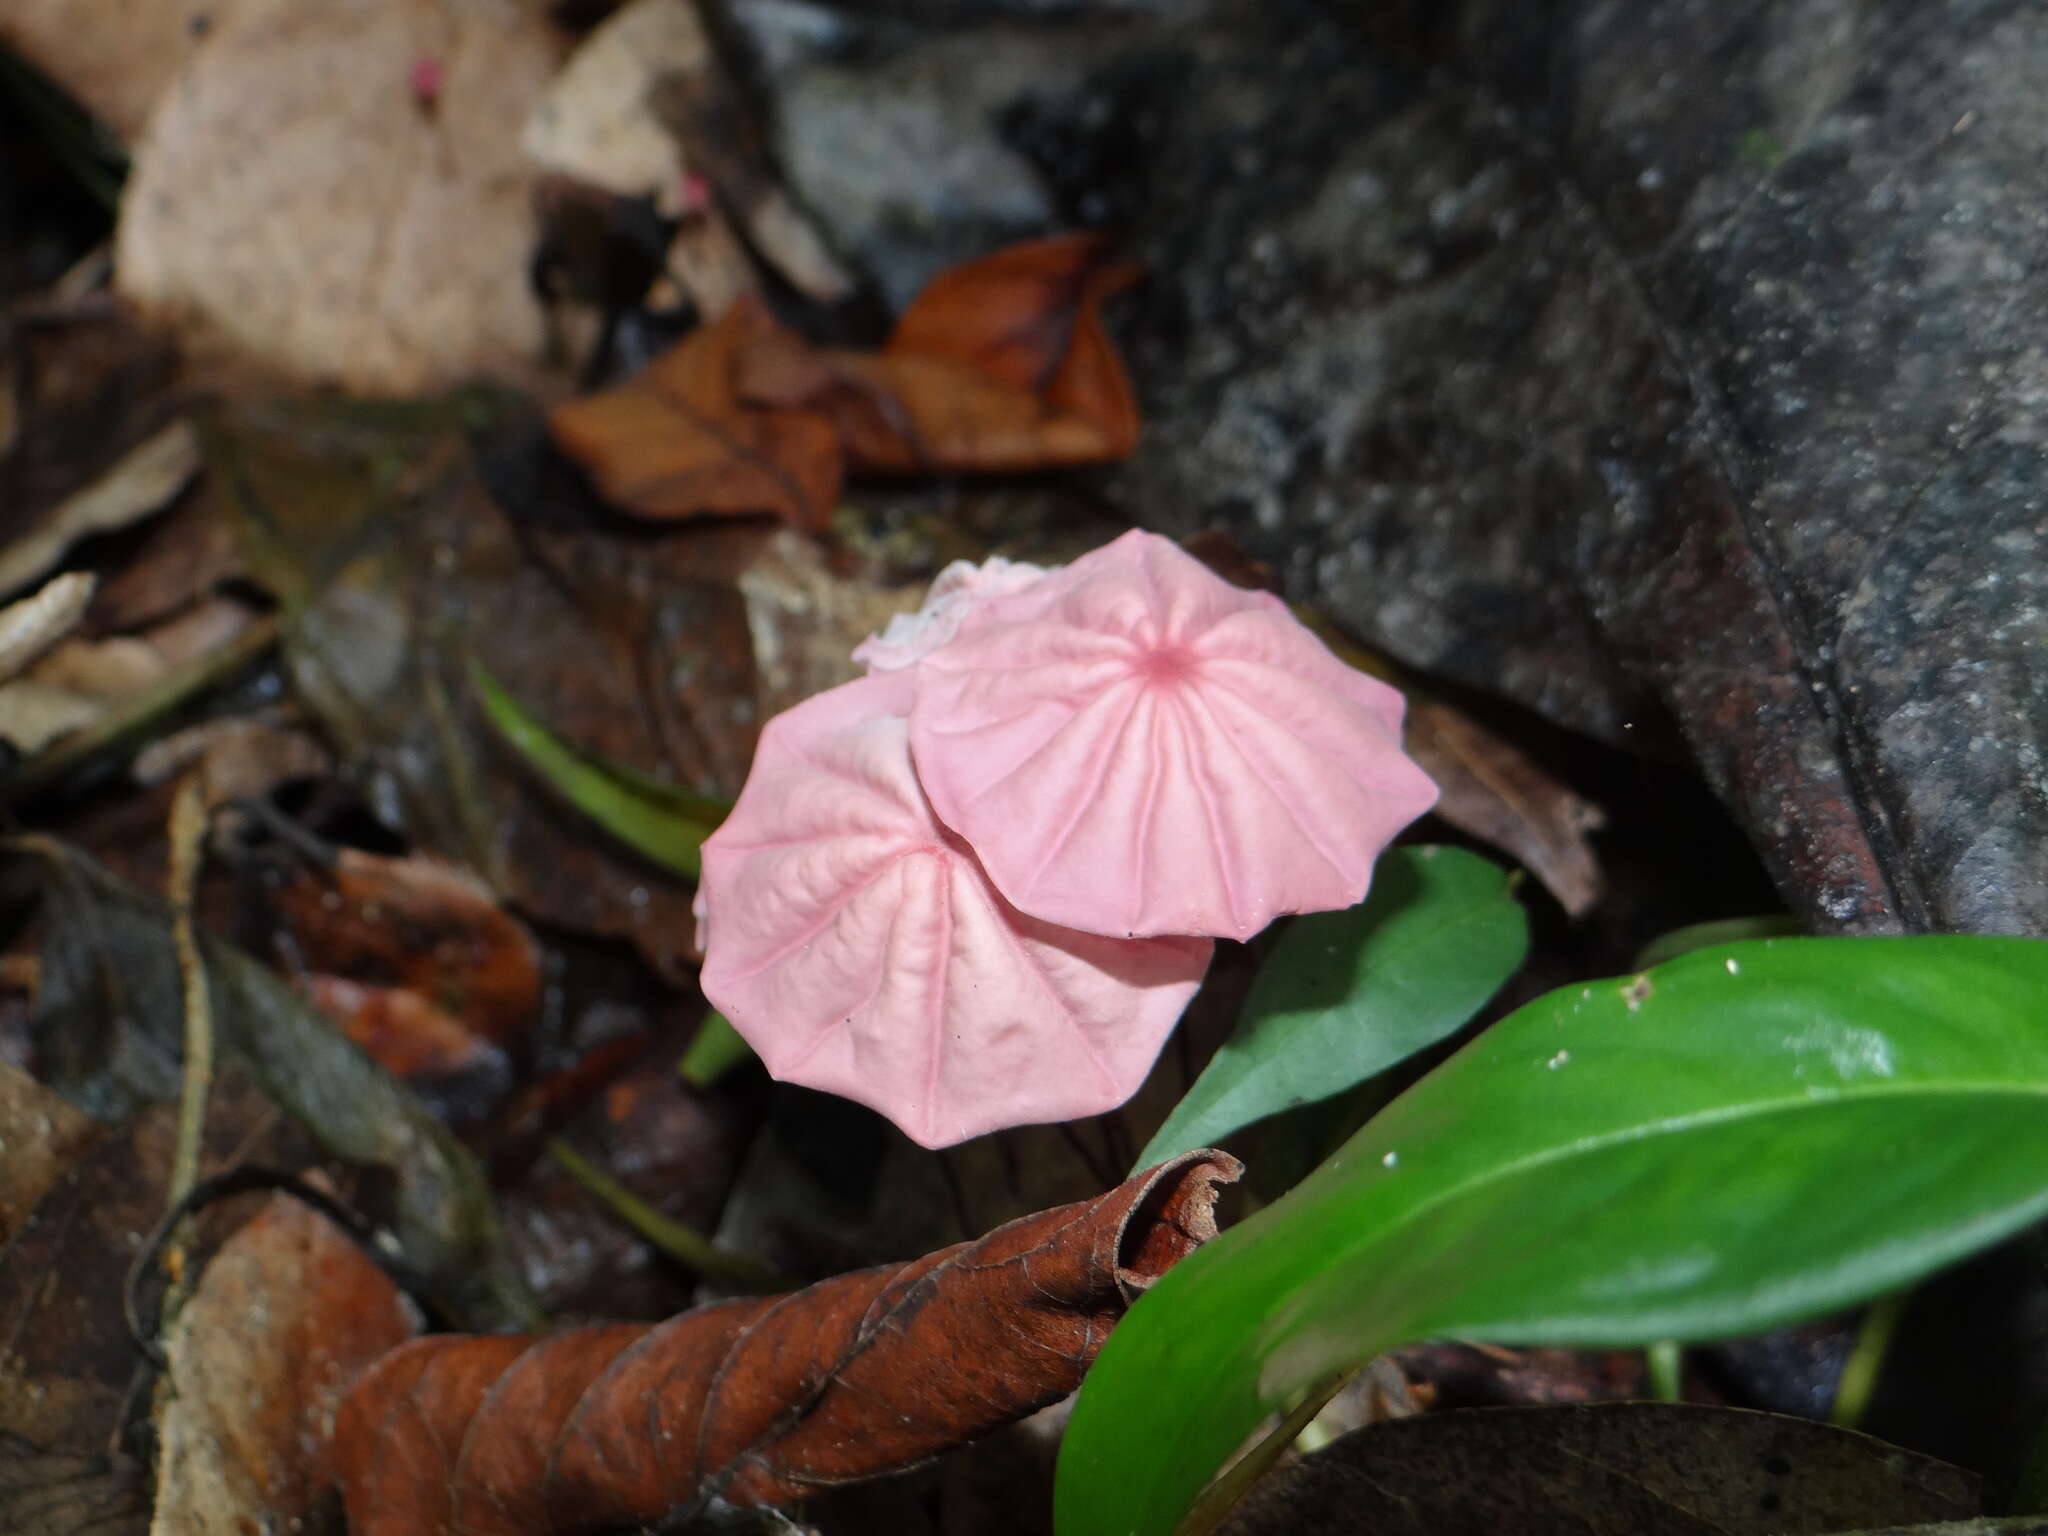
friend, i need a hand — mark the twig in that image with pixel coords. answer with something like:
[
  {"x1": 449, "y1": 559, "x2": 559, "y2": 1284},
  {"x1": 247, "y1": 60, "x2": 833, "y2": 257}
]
[{"x1": 164, "y1": 776, "x2": 213, "y2": 1273}]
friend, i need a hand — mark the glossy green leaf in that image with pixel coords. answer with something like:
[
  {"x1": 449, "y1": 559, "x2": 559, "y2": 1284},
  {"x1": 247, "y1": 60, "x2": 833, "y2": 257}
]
[
  {"x1": 1135, "y1": 847, "x2": 1527, "y2": 1171},
  {"x1": 1635, "y1": 914, "x2": 1802, "y2": 968},
  {"x1": 470, "y1": 660, "x2": 726, "y2": 878},
  {"x1": 1057, "y1": 936, "x2": 2048, "y2": 1536}
]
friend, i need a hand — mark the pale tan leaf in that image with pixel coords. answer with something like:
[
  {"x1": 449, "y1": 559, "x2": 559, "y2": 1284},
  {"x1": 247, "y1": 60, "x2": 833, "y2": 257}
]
[
  {"x1": 0, "y1": 423, "x2": 199, "y2": 601},
  {"x1": 115, "y1": 0, "x2": 563, "y2": 394},
  {"x1": 0, "y1": 573, "x2": 95, "y2": 685}
]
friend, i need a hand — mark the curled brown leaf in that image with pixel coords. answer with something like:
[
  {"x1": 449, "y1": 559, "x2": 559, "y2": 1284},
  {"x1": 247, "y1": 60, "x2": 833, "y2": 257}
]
[{"x1": 333, "y1": 1149, "x2": 1241, "y2": 1534}]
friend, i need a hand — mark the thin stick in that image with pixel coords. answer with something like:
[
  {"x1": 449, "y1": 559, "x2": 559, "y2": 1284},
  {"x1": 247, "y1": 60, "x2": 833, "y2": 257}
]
[{"x1": 166, "y1": 776, "x2": 213, "y2": 1211}]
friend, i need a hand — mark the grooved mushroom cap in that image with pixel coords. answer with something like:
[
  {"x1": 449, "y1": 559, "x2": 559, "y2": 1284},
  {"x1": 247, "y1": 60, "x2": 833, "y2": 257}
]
[
  {"x1": 907, "y1": 530, "x2": 1440, "y2": 942},
  {"x1": 696, "y1": 669, "x2": 1213, "y2": 1148}
]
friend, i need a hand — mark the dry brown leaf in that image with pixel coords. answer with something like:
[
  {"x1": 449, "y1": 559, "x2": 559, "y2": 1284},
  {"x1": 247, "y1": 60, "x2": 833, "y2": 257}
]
[
  {"x1": 115, "y1": 0, "x2": 563, "y2": 393},
  {"x1": 334, "y1": 1150, "x2": 1241, "y2": 1533},
  {"x1": 269, "y1": 849, "x2": 542, "y2": 1052},
  {"x1": 549, "y1": 297, "x2": 842, "y2": 529},
  {"x1": 150, "y1": 1189, "x2": 419, "y2": 1534},
  {"x1": 796, "y1": 235, "x2": 1140, "y2": 473},
  {"x1": 302, "y1": 975, "x2": 509, "y2": 1091},
  {"x1": 1405, "y1": 698, "x2": 1609, "y2": 918},
  {"x1": 822, "y1": 350, "x2": 1131, "y2": 473},
  {"x1": 0, "y1": 421, "x2": 199, "y2": 601},
  {"x1": 554, "y1": 236, "x2": 1142, "y2": 526},
  {"x1": 888, "y1": 233, "x2": 1138, "y2": 397}
]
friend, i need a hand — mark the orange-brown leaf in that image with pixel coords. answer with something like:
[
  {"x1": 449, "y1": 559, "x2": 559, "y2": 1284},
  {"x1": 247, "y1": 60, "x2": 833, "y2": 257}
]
[
  {"x1": 887, "y1": 232, "x2": 1129, "y2": 393},
  {"x1": 270, "y1": 849, "x2": 541, "y2": 1049},
  {"x1": 824, "y1": 351, "x2": 1132, "y2": 474},
  {"x1": 332, "y1": 1149, "x2": 1241, "y2": 1534},
  {"x1": 548, "y1": 298, "x2": 843, "y2": 531},
  {"x1": 1041, "y1": 260, "x2": 1143, "y2": 458},
  {"x1": 303, "y1": 975, "x2": 507, "y2": 1085},
  {"x1": 155, "y1": 1190, "x2": 418, "y2": 1530}
]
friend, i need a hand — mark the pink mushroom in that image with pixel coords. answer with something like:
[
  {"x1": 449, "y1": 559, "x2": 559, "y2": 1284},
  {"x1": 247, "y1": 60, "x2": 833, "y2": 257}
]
[
  {"x1": 907, "y1": 530, "x2": 1439, "y2": 942},
  {"x1": 852, "y1": 555, "x2": 1047, "y2": 673},
  {"x1": 696, "y1": 669, "x2": 1212, "y2": 1148}
]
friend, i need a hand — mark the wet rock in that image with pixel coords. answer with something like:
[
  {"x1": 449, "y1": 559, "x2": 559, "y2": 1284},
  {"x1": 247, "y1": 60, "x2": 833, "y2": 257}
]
[
  {"x1": 765, "y1": 27, "x2": 1079, "y2": 308},
  {"x1": 753, "y1": 0, "x2": 2048, "y2": 936},
  {"x1": 1073, "y1": 0, "x2": 2048, "y2": 935}
]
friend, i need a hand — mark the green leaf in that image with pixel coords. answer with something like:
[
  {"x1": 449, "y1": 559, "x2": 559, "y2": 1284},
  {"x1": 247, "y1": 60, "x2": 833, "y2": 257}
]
[
  {"x1": 1135, "y1": 847, "x2": 1527, "y2": 1171},
  {"x1": 469, "y1": 659, "x2": 726, "y2": 878},
  {"x1": 1056, "y1": 936, "x2": 2048, "y2": 1536},
  {"x1": 1635, "y1": 914, "x2": 1802, "y2": 969}
]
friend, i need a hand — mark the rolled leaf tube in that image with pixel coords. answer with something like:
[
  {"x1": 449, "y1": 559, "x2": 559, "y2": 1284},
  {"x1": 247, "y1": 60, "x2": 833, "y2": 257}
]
[{"x1": 333, "y1": 1149, "x2": 1242, "y2": 1534}]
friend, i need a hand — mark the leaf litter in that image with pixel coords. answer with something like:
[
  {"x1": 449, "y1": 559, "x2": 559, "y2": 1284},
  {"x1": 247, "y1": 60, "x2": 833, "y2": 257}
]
[{"x1": 6, "y1": 1, "x2": 2031, "y2": 1531}]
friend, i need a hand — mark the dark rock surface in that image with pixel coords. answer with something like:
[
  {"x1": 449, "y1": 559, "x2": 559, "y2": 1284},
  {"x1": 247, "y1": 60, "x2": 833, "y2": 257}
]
[{"x1": 767, "y1": 0, "x2": 2048, "y2": 936}]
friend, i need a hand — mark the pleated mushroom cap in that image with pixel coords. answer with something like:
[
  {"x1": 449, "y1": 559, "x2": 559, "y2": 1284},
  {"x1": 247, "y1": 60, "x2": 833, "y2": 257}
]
[
  {"x1": 908, "y1": 530, "x2": 1440, "y2": 942},
  {"x1": 696, "y1": 669, "x2": 1212, "y2": 1148}
]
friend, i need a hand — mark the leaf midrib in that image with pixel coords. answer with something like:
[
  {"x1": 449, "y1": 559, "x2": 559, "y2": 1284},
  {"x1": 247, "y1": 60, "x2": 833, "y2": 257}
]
[{"x1": 1290, "y1": 1075, "x2": 2048, "y2": 1275}]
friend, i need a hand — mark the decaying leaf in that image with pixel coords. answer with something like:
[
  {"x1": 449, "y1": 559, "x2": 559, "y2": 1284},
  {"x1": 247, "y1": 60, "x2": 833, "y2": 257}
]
[
  {"x1": 216, "y1": 396, "x2": 753, "y2": 981},
  {"x1": 887, "y1": 233, "x2": 1140, "y2": 405},
  {"x1": 334, "y1": 1149, "x2": 1242, "y2": 1534},
  {"x1": 0, "y1": 421, "x2": 199, "y2": 601},
  {"x1": 0, "y1": 1072, "x2": 301, "y2": 1464},
  {"x1": 128, "y1": 715, "x2": 330, "y2": 804},
  {"x1": 0, "y1": 595, "x2": 262, "y2": 756},
  {"x1": 301, "y1": 976, "x2": 512, "y2": 1122},
  {"x1": 550, "y1": 235, "x2": 1143, "y2": 527},
  {"x1": 499, "y1": 1047, "x2": 758, "y2": 1319},
  {"x1": 0, "y1": 1435, "x2": 149, "y2": 1536},
  {"x1": 791, "y1": 237, "x2": 1141, "y2": 474},
  {"x1": 150, "y1": 1189, "x2": 419, "y2": 1534},
  {"x1": 549, "y1": 298, "x2": 842, "y2": 530},
  {"x1": 269, "y1": 848, "x2": 542, "y2": 1052},
  {"x1": 1405, "y1": 698, "x2": 1608, "y2": 919},
  {"x1": 1216, "y1": 1403, "x2": 1978, "y2": 1536},
  {"x1": 20, "y1": 837, "x2": 537, "y2": 1330},
  {"x1": 114, "y1": 0, "x2": 562, "y2": 392}
]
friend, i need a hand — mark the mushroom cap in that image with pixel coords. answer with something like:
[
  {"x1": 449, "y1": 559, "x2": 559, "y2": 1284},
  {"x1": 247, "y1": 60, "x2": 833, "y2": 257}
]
[
  {"x1": 697, "y1": 669, "x2": 1212, "y2": 1148},
  {"x1": 908, "y1": 530, "x2": 1440, "y2": 941},
  {"x1": 852, "y1": 555, "x2": 1048, "y2": 673}
]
